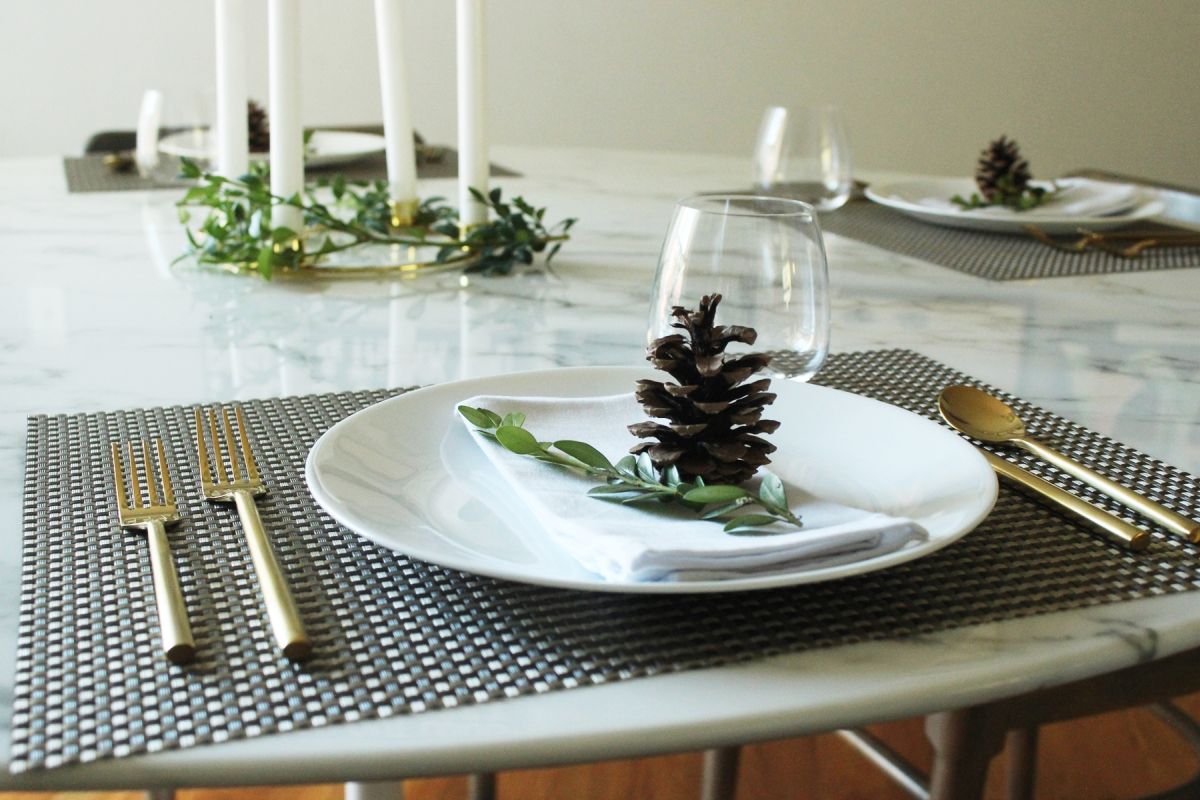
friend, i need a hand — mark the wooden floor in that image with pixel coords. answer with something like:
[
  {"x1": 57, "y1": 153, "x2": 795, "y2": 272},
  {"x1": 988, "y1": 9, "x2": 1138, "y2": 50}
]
[{"x1": 9, "y1": 693, "x2": 1200, "y2": 800}]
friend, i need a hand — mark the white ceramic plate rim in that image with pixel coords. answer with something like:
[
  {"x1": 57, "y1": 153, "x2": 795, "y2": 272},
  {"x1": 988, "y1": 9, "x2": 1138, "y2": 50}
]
[
  {"x1": 305, "y1": 366, "x2": 998, "y2": 594},
  {"x1": 865, "y1": 177, "x2": 1164, "y2": 233},
  {"x1": 158, "y1": 129, "x2": 385, "y2": 166}
]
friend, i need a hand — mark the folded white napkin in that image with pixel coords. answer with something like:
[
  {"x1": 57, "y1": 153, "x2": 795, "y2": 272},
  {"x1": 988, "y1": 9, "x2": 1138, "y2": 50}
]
[
  {"x1": 456, "y1": 392, "x2": 927, "y2": 583},
  {"x1": 916, "y1": 178, "x2": 1140, "y2": 218}
]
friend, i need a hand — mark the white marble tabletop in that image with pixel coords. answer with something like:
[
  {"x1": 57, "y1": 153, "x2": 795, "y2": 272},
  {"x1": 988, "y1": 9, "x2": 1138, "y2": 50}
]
[{"x1": 1, "y1": 147, "x2": 1198, "y2": 790}]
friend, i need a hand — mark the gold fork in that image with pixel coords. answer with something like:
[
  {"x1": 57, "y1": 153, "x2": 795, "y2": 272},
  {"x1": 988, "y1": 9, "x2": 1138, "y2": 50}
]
[
  {"x1": 194, "y1": 406, "x2": 311, "y2": 661},
  {"x1": 111, "y1": 439, "x2": 196, "y2": 664}
]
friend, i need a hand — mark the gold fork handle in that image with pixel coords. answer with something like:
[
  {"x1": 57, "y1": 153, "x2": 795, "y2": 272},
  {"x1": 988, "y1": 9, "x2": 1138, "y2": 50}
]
[
  {"x1": 1016, "y1": 437, "x2": 1200, "y2": 543},
  {"x1": 145, "y1": 519, "x2": 196, "y2": 664},
  {"x1": 233, "y1": 490, "x2": 312, "y2": 660}
]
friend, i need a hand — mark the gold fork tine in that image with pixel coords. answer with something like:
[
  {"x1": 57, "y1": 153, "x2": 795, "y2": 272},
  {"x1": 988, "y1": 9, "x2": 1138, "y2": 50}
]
[
  {"x1": 207, "y1": 409, "x2": 228, "y2": 486},
  {"x1": 111, "y1": 442, "x2": 130, "y2": 514},
  {"x1": 221, "y1": 406, "x2": 243, "y2": 482},
  {"x1": 194, "y1": 408, "x2": 212, "y2": 489},
  {"x1": 156, "y1": 439, "x2": 175, "y2": 506},
  {"x1": 143, "y1": 440, "x2": 160, "y2": 507},
  {"x1": 126, "y1": 441, "x2": 142, "y2": 508},
  {"x1": 234, "y1": 406, "x2": 260, "y2": 482}
]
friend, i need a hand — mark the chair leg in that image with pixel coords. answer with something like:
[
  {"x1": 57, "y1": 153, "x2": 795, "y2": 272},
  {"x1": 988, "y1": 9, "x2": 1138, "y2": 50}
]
[
  {"x1": 467, "y1": 772, "x2": 497, "y2": 800},
  {"x1": 145, "y1": 790, "x2": 175, "y2": 800},
  {"x1": 925, "y1": 708, "x2": 1008, "y2": 800},
  {"x1": 344, "y1": 780, "x2": 405, "y2": 800},
  {"x1": 1005, "y1": 728, "x2": 1038, "y2": 800},
  {"x1": 701, "y1": 746, "x2": 741, "y2": 800}
]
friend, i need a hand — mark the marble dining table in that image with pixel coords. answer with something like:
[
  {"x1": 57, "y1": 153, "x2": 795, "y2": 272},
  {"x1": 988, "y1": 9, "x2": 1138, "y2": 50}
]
[{"x1": 0, "y1": 145, "x2": 1198, "y2": 791}]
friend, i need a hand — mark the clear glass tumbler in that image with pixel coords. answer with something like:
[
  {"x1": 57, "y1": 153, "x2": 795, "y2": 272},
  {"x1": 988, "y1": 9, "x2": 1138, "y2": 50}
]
[
  {"x1": 752, "y1": 105, "x2": 852, "y2": 212},
  {"x1": 647, "y1": 195, "x2": 830, "y2": 382}
]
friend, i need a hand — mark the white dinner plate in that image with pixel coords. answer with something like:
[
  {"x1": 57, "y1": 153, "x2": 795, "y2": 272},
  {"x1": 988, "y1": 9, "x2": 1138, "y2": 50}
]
[
  {"x1": 305, "y1": 367, "x2": 997, "y2": 594},
  {"x1": 159, "y1": 129, "x2": 385, "y2": 168},
  {"x1": 865, "y1": 177, "x2": 1164, "y2": 234}
]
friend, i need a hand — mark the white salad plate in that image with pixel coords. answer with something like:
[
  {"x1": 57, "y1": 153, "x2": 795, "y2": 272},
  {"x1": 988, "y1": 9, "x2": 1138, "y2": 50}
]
[
  {"x1": 865, "y1": 177, "x2": 1164, "y2": 234},
  {"x1": 159, "y1": 129, "x2": 385, "y2": 168},
  {"x1": 305, "y1": 367, "x2": 998, "y2": 594}
]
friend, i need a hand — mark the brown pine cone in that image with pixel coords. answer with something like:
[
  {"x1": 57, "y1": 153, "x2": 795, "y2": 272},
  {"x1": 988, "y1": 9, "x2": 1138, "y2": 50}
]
[
  {"x1": 975, "y1": 135, "x2": 1032, "y2": 203},
  {"x1": 629, "y1": 294, "x2": 779, "y2": 485},
  {"x1": 248, "y1": 100, "x2": 270, "y2": 153}
]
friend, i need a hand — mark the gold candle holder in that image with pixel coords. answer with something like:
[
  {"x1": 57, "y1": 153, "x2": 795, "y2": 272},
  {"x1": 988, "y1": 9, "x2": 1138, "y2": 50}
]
[{"x1": 389, "y1": 199, "x2": 420, "y2": 229}]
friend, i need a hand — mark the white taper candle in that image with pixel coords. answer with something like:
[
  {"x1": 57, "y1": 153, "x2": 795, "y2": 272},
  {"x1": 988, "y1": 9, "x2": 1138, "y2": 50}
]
[
  {"x1": 214, "y1": 0, "x2": 249, "y2": 178},
  {"x1": 456, "y1": 0, "x2": 488, "y2": 229},
  {"x1": 268, "y1": 0, "x2": 303, "y2": 233},
  {"x1": 373, "y1": 0, "x2": 418, "y2": 215}
]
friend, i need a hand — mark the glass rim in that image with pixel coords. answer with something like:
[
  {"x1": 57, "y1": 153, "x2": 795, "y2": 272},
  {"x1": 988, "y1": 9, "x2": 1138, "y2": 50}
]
[{"x1": 676, "y1": 194, "x2": 817, "y2": 219}]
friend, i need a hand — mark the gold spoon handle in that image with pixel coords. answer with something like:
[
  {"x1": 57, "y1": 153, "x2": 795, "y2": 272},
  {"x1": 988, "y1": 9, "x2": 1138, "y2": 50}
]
[
  {"x1": 1016, "y1": 438, "x2": 1200, "y2": 542},
  {"x1": 982, "y1": 451, "x2": 1147, "y2": 550}
]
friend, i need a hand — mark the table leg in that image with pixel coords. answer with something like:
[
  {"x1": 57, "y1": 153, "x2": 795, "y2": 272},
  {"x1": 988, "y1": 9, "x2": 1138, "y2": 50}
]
[
  {"x1": 925, "y1": 708, "x2": 1007, "y2": 800},
  {"x1": 701, "y1": 746, "x2": 741, "y2": 800},
  {"x1": 1004, "y1": 728, "x2": 1038, "y2": 800},
  {"x1": 467, "y1": 772, "x2": 497, "y2": 800},
  {"x1": 344, "y1": 780, "x2": 405, "y2": 800}
]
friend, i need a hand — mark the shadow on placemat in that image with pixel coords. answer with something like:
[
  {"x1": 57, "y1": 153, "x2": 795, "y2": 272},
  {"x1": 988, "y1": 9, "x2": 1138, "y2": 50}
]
[{"x1": 11, "y1": 349, "x2": 1200, "y2": 772}]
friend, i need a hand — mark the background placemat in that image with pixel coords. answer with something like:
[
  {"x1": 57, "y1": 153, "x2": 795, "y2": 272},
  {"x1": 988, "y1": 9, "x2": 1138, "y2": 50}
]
[
  {"x1": 819, "y1": 201, "x2": 1200, "y2": 280},
  {"x1": 12, "y1": 349, "x2": 1200, "y2": 772},
  {"x1": 63, "y1": 148, "x2": 520, "y2": 194}
]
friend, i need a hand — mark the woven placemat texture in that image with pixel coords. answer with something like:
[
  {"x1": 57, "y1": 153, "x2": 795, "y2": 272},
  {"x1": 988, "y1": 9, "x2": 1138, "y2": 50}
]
[
  {"x1": 63, "y1": 149, "x2": 519, "y2": 193},
  {"x1": 819, "y1": 202, "x2": 1200, "y2": 280},
  {"x1": 12, "y1": 349, "x2": 1200, "y2": 772}
]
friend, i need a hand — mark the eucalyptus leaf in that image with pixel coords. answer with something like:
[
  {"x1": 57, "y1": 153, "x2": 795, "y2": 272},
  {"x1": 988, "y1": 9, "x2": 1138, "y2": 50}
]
[
  {"x1": 758, "y1": 472, "x2": 787, "y2": 511},
  {"x1": 553, "y1": 440, "x2": 614, "y2": 471},
  {"x1": 723, "y1": 514, "x2": 783, "y2": 532},
  {"x1": 683, "y1": 485, "x2": 751, "y2": 505},
  {"x1": 457, "y1": 405, "x2": 496, "y2": 429},
  {"x1": 495, "y1": 425, "x2": 542, "y2": 455},
  {"x1": 615, "y1": 455, "x2": 638, "y2": 479},
  {"x1": 635, "y1": 452, "x2": 658, "y2": 482}
]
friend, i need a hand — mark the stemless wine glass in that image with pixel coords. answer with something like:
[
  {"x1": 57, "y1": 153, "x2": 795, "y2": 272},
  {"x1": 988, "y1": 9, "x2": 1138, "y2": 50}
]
[
  {"x1": 752, "y1": 105, "x2": 852, "y2": 211},
  {"x1": 647, "y1": 195, "x2": 830, "y2": 382}
]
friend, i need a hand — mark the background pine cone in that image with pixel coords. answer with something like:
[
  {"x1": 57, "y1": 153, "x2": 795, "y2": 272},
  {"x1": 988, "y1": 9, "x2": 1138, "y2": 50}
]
[
  {"x1": 629, "y1": 294, "x2": 779, "y2": 485},
  {"x1": 247, "y1": 100, "x2": 270, "y2": 153},
  {"x1": 975, "y1": 135, "x2": 1032, "y2": 203}
]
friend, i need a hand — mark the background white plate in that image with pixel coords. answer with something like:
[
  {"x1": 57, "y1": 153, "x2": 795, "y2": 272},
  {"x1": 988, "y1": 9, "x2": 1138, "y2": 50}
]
[
  {"x1": 159, "y1": 129, "x2": 385, "y2": 169},
  {"x1": 305, "y1": 367, "x2": 997, "y2": 594},
  {"x1": 866, "y1": 177, "x2": 1164, "y2": 234}
]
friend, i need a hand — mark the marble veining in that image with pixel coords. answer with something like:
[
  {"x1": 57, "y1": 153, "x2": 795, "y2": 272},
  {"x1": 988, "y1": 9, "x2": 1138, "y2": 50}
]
[{"x1": 0, "y1": 147, "x2": 1197, "y2": 788}]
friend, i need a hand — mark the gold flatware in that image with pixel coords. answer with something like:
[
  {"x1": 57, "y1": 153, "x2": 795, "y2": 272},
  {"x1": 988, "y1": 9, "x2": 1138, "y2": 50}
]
[
  {"x1": 979, "y1": 449, "x2": 1148, "y2": 551},
  {"x1": 1023, "y1": 224, "x2": 1200, "y2": 257},
  {"x1": 938, "y1": 386, "x2": 1200, "y2": 543},
  {"x1": 194, "y1": 406, "x2": 311, "y2": 661},
  {"x1": 111, "y1": 439, "x2": 196, "y2": 664}
]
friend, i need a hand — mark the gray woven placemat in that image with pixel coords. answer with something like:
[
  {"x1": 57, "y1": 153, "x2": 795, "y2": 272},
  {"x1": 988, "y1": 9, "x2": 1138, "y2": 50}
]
[
  {"x1": 819, "y1": 201, "x2": 1200, "y2": 280},
  {"x1": 63, "y1": 149, "x2": 520, "y2": 194},
  {"x1": 13, "y1": 349, "x2": 1200, "y2": 772}
]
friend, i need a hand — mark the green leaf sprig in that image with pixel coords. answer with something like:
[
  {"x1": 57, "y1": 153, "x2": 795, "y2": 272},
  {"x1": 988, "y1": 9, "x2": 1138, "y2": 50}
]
[
  {"x1": 951, "y1": 178, "x2": 1061, "y2": 212},
  {"x1": 174, "y1": 158, "x2": 576, "y2": 278},
  {"x1": 458, "y1": 405, "x2": 803, "y2": 534}
]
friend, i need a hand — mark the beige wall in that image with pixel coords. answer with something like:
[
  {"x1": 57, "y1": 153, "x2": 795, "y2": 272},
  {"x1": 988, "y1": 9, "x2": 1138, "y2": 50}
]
[{"x1": 4, "y1": 0, "x2": 1197, "y2": 185}]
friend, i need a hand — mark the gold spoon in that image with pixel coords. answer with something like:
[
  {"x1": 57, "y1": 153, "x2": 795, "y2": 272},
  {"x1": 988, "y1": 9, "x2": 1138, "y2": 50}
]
[{"x1": 938, "y1": 385, "x2": 1200, "y2": 543}]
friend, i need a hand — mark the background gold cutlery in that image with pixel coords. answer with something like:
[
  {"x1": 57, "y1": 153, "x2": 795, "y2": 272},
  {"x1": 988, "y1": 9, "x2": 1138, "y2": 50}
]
[{"x1": 110, "y1": 439, "x2": 196, "y2": 663}]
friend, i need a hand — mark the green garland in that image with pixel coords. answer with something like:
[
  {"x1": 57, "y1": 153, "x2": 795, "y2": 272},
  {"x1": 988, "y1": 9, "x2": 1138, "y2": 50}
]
[{"x1": 174, "y1": 158, "x2": 576, "y2": 278}]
